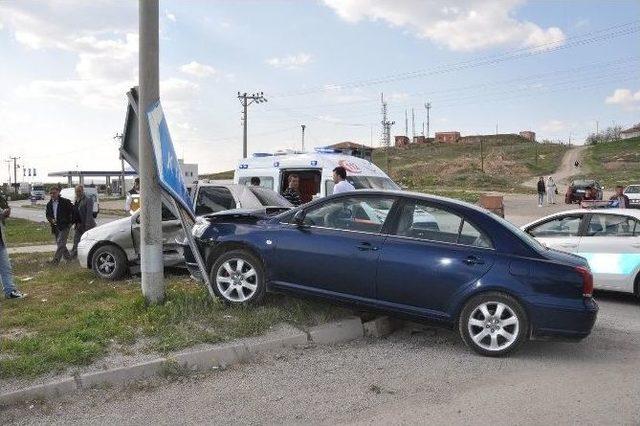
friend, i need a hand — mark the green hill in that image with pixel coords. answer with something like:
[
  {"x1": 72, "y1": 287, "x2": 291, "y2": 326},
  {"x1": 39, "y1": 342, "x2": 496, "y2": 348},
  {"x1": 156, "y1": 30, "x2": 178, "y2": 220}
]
[
  {"x1": 199, "y1": 170, "x2": 234, "y2": 180},
  {"x1": 576, "y1": 136, "x2": 640, "y2": 188},
  {"x1": 372, "y1": 134, "x2": 568, "y2": 198}
]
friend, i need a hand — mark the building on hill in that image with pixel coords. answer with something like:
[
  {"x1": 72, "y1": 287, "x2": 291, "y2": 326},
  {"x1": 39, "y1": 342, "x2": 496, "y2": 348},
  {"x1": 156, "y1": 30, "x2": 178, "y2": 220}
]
[
  {"x1": 435, "y1": 131, "x2": 461, "y2": 143},
  {"x1": 324, "y1": 141, "x2": 373, "y2": 161},
  {"x1": 621, "y1": 124, "x2": 640, "y2": 140},
  {"x1": 395, "y1": 135, "x2": 410, "y2": 147},
  {"x1": 519, "y1": 131, "x2": 536, "y2": 141},
  {"x1": 413, "y1": 135, "x2": 430, "y2": 144}
]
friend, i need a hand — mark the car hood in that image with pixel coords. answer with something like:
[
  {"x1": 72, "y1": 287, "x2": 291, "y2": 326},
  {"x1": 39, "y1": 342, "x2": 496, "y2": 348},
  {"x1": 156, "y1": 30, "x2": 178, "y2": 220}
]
[
  {"x1": 203, "y1": 207, "x2": 289, "y2": 224},
  {"x1": 83, "y1": 216, "x2": 133, "y2": 240}
]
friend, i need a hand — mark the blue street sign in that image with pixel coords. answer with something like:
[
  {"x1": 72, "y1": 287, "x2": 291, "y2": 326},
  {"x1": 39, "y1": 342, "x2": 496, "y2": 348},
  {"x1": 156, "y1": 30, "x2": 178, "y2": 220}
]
[{"x1": 146, "y1": 101, "x2": 194, "y2": 218}]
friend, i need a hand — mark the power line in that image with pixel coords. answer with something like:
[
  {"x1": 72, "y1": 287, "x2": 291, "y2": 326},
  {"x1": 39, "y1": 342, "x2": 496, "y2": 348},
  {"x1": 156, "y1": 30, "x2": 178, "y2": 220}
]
[{"x1": 271, "y1": 20, "x2": 640, "y2": 97}]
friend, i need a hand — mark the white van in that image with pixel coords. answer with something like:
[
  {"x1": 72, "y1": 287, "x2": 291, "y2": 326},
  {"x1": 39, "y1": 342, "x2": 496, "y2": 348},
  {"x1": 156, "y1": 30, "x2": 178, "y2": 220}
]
[
  {"x1": 60, "y1": 187, "x2": 100, "y2": 218},
  {"x1": 234, "y1": 150, "x2": 399, "y2": 203}
]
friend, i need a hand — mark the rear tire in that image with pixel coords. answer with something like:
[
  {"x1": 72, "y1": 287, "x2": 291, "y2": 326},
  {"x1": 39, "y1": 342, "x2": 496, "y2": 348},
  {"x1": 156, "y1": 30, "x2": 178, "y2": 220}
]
[
  {"x1": 91, "y1": 245, "x2": 128, "y2": 281},
  {"x1": 210, "y1": 249, "x2": 266, "y2": 306},
  {"x1": 459, "y1": 292, "x2": 528, "y2": 357}
]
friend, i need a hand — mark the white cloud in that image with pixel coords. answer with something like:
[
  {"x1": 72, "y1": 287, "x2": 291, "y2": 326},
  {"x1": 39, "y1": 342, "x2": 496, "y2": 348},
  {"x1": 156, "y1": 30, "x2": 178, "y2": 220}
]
[
  {"x1": 180, "y1": 61, "x2": 218, "y2": 78},
  {"x1": 541, "y1": 119, "x2": 568, "y2": 133},
  {"x1": 322, "y1": 0, "x2": 565, "y2": 52},
  {"x1": 266, "y1": 53, "x2": 313, "y2": 70},
  {"x1": 605, "y1": 88, "x2": 640, "y2": 110}
]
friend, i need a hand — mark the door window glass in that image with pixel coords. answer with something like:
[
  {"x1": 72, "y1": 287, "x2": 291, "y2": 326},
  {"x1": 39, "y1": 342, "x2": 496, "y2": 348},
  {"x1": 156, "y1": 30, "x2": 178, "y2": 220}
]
[
  {"x1": 238, "y1": 176, "x2": 274, "y2": 190},
  {"x1": 528, "y1": 215, "x2": 582, "y2": 237},
  {"x1": 395, "y1": 201, "x2": 492, "y2": 248},
  {"x1": 303, "y1": 196, "x2": 395, "y2": 233},
  {"x1": 587, "y1": 215, "x2": 638, "y2": 237},
  {"x1": 195, "y1": 187, "x2": 236, "y2": 215}
]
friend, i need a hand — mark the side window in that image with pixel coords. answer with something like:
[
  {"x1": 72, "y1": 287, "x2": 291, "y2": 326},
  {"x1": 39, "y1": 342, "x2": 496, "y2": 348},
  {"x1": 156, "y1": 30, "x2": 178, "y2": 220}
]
[
  {"x1": 195, "y1": 187, "x2": 237, "y2": 216},
  {"x1": 528, "y1": 215, "x2": 582, "y2": 237},
  {"x1": 395, "y1": 201, "x2": 492, "y2": 248},
  {"x1": 587, "y1": 214, "x2": 638, "y2": 237},
  {"x1": 161, "y1": 205, "x2": 177, "y2": 221},
  {"x1": 302, "y1": 196, "x2": 395, "y2": 233},
  {"x1": 238, "y1": 176, "x2": 274, "y2": 190}
]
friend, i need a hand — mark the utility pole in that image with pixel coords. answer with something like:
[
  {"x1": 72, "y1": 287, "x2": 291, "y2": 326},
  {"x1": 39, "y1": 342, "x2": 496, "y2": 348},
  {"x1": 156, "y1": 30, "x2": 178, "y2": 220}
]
[
  {"x1": 138, "y1": 0, "x2": 164, "y2": 305},
  {"x1": 8, "y1": 157, "x2": 20, "y2": 194},
  {"x1": 114, "y1": 133, "x2": 125, "y2": 196},
  {"x1": 595, "y1": 120, "x2": 599, "y2": 136},
  {"x1": 411, "y1": 108, "x2": 415, "y2": 140},
  {"x1": 300, "y1": 124, "x2": 306, "y2": 152},
  {"x1": 480, "y1": 139, "x2": 484, "y2": 173},
  {"x1": 404, "y1": 110, "x2": 408, "y2": 137},
  {"x1": 380, "y1": 93, "x2": 395, "y2": 148},
  {"x1": 237, "y1": 91, "x2": 267, "y2": 158},
  {"x1": 4, "y1": 160, "x2": 11, "y2": 188},
  {"x1": 424, "y1": 102, "x2": 431, "y2": 139}
]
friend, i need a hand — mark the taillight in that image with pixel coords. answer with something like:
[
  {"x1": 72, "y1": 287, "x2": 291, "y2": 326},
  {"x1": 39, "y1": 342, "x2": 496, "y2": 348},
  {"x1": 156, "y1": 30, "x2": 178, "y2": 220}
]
[{"x1": 575, "y1": 266, "x2": 593, "y2": 297}]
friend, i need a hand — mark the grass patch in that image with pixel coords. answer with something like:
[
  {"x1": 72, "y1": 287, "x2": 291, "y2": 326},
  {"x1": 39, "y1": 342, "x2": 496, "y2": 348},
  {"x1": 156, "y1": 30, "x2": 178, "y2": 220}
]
[
  {"x1": 0, "y1": 253, "x2": 349, "y2": 379},
  {"x1": 3, "y1": 218, "x2": 52, "y2": 246},
  {"x1": 574, "y1": 137, "x2": 640, "y2": 188},
  {"x1": 373, "y1": 135, "x2": 568, "y2": 193}
]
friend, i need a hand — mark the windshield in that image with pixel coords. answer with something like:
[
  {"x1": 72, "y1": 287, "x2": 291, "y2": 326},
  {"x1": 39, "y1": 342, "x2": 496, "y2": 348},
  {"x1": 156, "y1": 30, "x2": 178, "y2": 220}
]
[
  {"x1": 625, "y1": 185, "x2": 640, "y2": 194},
  {"x1": 248, "y1": 186, "x2": 292, "y2": 207},
  {"x1": 347, "y1": 176, "x2": 400, "y2": 190},
  {"x1": 571, "y1": 180, "x2": 594, "y2": 188}
]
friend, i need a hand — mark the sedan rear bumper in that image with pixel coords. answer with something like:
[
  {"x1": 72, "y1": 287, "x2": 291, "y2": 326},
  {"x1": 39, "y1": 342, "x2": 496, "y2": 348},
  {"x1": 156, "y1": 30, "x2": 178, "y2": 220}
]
[{"x1": 528, "y1": 297, "x2": 598, "y2": 340}]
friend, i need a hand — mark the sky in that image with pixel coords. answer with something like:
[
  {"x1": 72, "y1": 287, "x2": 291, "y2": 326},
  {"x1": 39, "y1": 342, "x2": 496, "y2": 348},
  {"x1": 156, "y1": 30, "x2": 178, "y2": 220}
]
[{"x1": 0, "y1": 0, "x2": 639, "y2": 183}]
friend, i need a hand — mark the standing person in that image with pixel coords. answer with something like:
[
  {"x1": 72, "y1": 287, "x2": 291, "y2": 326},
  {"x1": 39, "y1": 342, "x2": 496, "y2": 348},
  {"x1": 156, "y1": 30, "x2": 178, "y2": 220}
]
[
  {"x1": 332, "y1": 166, "x2": 355, "y2": 195},
  {"x1": 124, "y1": 177, "x2": 140, "y2": 212},
  {"x1": 609, "y1": 185, "x2": 630, "y2": 209},
  {"x1": 0, "y1": 192, "x2": 25, "y2": 299},
  {"x1": 250, "y1": 177, "x2": 261, "y2": 187},
  {"x1": 546, "y1": 176, "x2": 557, "y2": 205},
  {"x1": 45, "y1": 186, "x2": 75, "y2": 264},
  {"x1": 70, "y1": 185, "x2": 96, "y2": 258},
  {"x1": 536, "y1": 177, "x2": 546, "y2": 207},
  {"x1": 282, "y1": 174, "x2": 303, "y2": 206}
]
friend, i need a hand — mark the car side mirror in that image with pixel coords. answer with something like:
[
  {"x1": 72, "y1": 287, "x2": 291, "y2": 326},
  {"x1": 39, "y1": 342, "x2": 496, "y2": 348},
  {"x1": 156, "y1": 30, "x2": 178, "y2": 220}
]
[{"x1": 293, "y1": 210, "x2": 306, "y2": 226}]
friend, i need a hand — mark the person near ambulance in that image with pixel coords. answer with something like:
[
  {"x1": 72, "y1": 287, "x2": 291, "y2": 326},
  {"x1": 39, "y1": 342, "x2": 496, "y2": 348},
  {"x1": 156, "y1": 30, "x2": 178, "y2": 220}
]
[
  {"x1": 124, "y1": 177, "x2": 140, "y2": 213},
  {"x1": 332, "y1": 166, "x2": 356, "y2": 195}
]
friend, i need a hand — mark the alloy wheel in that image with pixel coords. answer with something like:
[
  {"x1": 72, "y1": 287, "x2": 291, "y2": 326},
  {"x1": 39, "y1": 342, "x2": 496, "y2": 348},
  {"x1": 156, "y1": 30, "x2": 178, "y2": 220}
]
[
  {"x1": 467, "y1": 301, "x2": 519, "y2": 352},
  {"x1": 97, "y1": 253, "x2": 116, "y2": 275},
  {"x1": 215, "y1": 258, "x2": 258, "y2": 302}
]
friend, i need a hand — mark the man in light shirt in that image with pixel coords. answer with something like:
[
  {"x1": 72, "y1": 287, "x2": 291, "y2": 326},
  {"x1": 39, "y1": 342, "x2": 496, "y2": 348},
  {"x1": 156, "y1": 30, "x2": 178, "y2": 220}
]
[{"x1": 332, "y1": 166, "x2": 355, "y2": 195}]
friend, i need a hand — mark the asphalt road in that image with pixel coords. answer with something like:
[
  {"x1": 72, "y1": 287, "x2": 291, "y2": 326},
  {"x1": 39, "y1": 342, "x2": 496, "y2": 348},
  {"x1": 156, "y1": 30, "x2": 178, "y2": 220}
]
[
  {"x1": 7, "y1": 201, "x2": 122, "y2": 227},
  {"x1": 4, "y1": 292, "x2": 639, "y2": 425}
]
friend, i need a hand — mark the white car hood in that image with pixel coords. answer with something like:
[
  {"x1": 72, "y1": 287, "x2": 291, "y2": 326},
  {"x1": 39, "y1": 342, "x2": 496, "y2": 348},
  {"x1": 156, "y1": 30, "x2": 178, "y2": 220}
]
[{"x1": 83, "y1": 216, "x2": 133, "y2": 240}]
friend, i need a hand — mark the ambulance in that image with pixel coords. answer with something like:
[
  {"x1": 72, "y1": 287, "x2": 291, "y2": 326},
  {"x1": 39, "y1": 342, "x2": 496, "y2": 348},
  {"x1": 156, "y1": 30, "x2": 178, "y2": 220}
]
[{"x1": 233, "y1": 149, "x2": 399, "y2": 203}]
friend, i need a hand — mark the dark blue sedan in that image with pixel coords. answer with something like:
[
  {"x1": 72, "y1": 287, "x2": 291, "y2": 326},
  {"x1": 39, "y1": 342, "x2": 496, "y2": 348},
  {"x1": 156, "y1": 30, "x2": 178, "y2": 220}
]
[{"x1": 184, "y1": 190, "x2": 598, "y2": 356}]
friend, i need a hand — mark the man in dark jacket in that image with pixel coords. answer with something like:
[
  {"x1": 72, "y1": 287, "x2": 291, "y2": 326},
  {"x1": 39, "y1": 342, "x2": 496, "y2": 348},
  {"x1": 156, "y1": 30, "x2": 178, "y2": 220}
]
[
  {"x1": 536, "y1": 177, "x2": 546, "y2": 207},
  {"x1": 46, "y1": 186, "x2": 75, "y2": 264},
  {"x1": 70, "y1": 185, "x2": 96, "y2": 258}
]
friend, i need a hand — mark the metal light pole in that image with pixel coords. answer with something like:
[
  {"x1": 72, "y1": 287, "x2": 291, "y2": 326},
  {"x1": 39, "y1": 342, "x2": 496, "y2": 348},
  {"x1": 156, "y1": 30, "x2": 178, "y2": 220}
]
[
  {"x1": 138, "y1": 0, "x2": 164, "y2": 304},
  {"x1": 237, "y1": 92, "x2": 267, "y2": 158}
]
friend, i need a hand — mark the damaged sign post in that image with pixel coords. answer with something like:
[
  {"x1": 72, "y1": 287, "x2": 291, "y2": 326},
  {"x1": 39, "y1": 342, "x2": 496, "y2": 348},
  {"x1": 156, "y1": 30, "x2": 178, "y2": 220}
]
[{"x1": 146, "y1": 102, "x2": 215, "y2": 298}]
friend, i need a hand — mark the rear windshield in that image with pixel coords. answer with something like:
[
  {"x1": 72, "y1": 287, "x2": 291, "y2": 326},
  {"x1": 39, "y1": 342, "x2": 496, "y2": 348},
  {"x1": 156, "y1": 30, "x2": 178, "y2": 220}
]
[
  {"x1": 326, "y1": 176, "x2": 399, "y2": 195},
  {"x1": 572, "y1": 180, "x2": 594, "y2": 187},
  {"x1": 492, "y1": 214, "x2": 547, "y2": 253},
  {"x1": 248, "y1": 186, "x2": 292, "y2": 207},
  {"x1": 32, "y1": 186, "x2": 44, "y2": 191},
  {"x1": 625, "y1": 185, "x2": 640, "y2": 194}
]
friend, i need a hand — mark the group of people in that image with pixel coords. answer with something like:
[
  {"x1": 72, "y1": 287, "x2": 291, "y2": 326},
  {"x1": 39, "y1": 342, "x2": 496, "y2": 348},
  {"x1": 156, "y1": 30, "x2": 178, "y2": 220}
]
[
  {"x1": 279, "y1": 166, "x2": 355, "y2": 206},
  {"x1": 536, "y1": 176, "x2": 558, "y2": 206},
  {"x1": 45, "y1": 185, "x2": 97, "y2": 264}
]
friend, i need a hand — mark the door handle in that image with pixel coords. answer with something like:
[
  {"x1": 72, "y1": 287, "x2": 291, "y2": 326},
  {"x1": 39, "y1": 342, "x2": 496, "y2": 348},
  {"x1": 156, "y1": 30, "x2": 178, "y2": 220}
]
[
  {"x1": 463, "y1": 255, "x2": 484, "y2": 265},
  {"x1": 357, "y1": 242, "x2": 379, "y2": 251}
]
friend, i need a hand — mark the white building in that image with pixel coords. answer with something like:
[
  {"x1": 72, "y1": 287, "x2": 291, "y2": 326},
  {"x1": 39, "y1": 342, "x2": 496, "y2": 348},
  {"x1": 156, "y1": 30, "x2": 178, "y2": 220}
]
[
  {"x1": 179, "y1": 159, "x2": 198, "y2": 189},
  {"x1": 620, "y1": 124, "x2": 640, "y2": 140}
]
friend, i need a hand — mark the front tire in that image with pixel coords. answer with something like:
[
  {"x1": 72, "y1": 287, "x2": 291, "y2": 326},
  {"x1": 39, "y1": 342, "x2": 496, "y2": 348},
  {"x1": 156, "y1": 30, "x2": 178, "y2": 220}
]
[
  {"x1": 459, "y1": 292, "x2": 528, "y2": 357},
  {"x1": 210, "y1": 249, "x2": 266, "y2": 305},
  {"x1": 91, "y1": 245, "x2": 128, "y2": 281}
]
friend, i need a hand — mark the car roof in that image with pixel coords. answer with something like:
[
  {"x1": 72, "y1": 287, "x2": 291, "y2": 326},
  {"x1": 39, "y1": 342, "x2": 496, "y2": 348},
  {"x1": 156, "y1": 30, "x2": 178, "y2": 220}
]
[{"x1": 522, "y1": 208, "x2": 640, "y2": 228}]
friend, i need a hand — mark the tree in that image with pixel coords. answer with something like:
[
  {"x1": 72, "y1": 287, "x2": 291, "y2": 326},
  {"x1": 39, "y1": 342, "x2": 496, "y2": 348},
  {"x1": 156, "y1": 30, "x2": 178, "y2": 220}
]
[{"x1": 585, "y1": 125, "x2": 623, "y2": 145}]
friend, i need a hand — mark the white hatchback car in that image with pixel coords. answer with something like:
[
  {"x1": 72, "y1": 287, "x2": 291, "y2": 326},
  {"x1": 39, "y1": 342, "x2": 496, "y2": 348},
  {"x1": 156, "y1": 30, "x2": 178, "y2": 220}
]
[{"x1": 523, "y1": 209, "x2": 640, "y2": 296}]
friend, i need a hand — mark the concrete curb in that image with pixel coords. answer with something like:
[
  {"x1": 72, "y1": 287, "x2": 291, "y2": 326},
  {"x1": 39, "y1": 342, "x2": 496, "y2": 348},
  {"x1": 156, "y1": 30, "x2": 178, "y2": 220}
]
[{"x1": 0, "y1": 317, "x2": 364, "y2": 407}]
